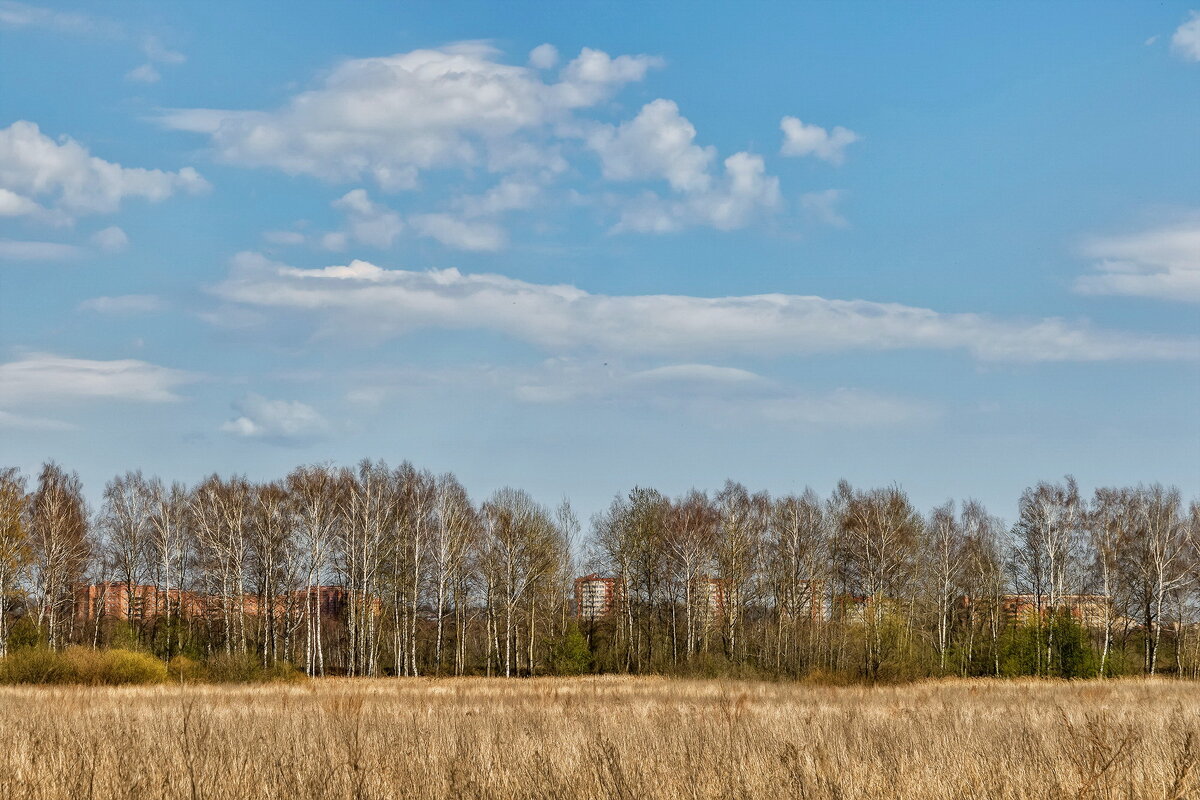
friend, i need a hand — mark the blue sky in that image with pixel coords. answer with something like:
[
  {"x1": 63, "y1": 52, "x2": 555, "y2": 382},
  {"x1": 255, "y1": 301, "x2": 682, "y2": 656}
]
[{"x1": 1, "y1": 1, "x2": 1198, "y2": 524}]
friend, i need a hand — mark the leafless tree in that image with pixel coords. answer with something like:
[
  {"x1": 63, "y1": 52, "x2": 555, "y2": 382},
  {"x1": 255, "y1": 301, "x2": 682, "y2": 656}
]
[
  {"x1": 27, "y1": 462, "x2": 91, "y2": 649},
  {"x1": 0, "y1": 468, "x2": 29, "y2": 657}
]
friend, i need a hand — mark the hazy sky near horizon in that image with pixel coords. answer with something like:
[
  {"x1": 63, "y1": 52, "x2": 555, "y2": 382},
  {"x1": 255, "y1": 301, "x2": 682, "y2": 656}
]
[{"x1": 1, "y1": 1, "x2": 1198, "y2": 524}]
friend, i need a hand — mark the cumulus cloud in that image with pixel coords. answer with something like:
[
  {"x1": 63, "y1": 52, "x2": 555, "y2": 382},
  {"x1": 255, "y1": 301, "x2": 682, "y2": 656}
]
[
  {"x1": 90, "y1": 225, "x2": 129, "y2": 252},
  {"x1": 589, "y1": 99, "x2": 714, "y2": 192},
  {"x1": 0, "y1": 121, "x2": 208, "y2": 220},
  {"x1": 210, "y1": 254, "x2": 1198, "y2": 362},
  {"x1": 220, "y1": 393, "x2": 329, "y2": 443},
  {"x1": 78, "y1": 294, "x2": 164, "y2": 314},
  {"x1": 329, "y1": 189, "x2": 404, "y2": 249},
  {"x1": 160, "y1": 43, "x2": 660, "y2": 189},
  {"x1": 590, "y1": 100, "x2": 781, "y2": 232},
  {"x1": 1073, "y1": 220, "x2": 1200, "y2": 303},
  {"x1": 0, "y1": 187, "x2": 43, "y2": 216},
  {"x1": 0, "y1": 352, "x2": 192, "y2": 407},
  {"x1": 780, "y1": 116, "x2": 860, "y2": 164},
  {"x1": 528, "y1": 43, "x2": 559, "y2": 69},
  {"x1": 1172, "y1": 11, "x2": 1200, "y2": 61},
  {"x1": 0, "y1": 239, "x2": 82, "y2": 260}
]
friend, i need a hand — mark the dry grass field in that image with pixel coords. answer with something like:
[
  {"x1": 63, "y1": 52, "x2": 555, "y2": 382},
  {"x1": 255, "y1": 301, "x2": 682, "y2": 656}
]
[{"x1": 1, "y1": 677, "x2": 1198, "y2": 800}]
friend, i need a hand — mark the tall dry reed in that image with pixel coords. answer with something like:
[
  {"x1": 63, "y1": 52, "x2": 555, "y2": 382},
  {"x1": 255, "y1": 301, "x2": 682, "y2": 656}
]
[{"x1": 0, "y1": 677, "x2": 1197, "y2": 799}]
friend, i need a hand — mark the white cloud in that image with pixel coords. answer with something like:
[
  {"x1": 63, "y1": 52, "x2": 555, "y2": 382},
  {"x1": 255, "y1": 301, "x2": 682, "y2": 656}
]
[
  {"x1": 799, "y1": 189, "x2": 848, "y2": 228},
  {"x1": 78, "y1": 294, "x2": 164, "y2": 314},
  {"x1": 0, "y1": 121, "x2": 209, "y2": 219},
  {"x1": 127, "y1": 35, "x2": 185, "y2": 84},
  {"x1": 1073, "y1": 220, "x2": 1200, "y2": 303},
  {"x1": 0, "y1": 187, "x2": 42, "y2": 216},
  {"x1": 330, "y1": 189, "x2": 404, "y2": 248},
  {"x1": 529, "y1": 43, "x2": 559, "y2": 69},
  {"x1": 220, "y1": 393, "x2": 329, "y2": 443},
  {"x1": 160, "y1": 43, "x2": 660, "y2": 189},
  {"x1": 409, "y1": 213, "x2": 506, "y2": 251},
  {"x1": 0, "y1": 239, "x2": 82, "y2": 260},
  {"x1": 589, "y1": 99, "x2": 714, "y2": 192},
  {"x1": 613, "y1": 151, "x2": 781, "y2": 233},
  {"x1": 1171, "y1": 11, "x2": 1200, "y2": 61},
  {"x1": 456, "y1": 176, "x2": 541, "y2": 217},
  {"x1": 0, "y1": 2, "x2": 117, "y2": 36},
  {"x1": 590, "y1": 100, "x2": 781, "y2": 232},
  {"x1": 0, "y1": 352, "x2": 192, "y2": 406},
  {"x1": 142, "y1": 35, "x2": 184, "y2": 65},
  {"x1": 211, "y1": 253, "x2": 1198, "y2": 362},
  {"x1": 780, "y1": 116, "x2": 860, "y2": 164},
  {"x1": 90, "y1": 225, "x2": 129, "y2": 252},
  {"x1": 126, "y1": 63, "x2": 161, "y2": 84}
]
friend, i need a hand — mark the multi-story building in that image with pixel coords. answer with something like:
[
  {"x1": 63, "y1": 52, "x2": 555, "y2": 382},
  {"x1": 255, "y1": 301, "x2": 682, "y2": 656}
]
[
  {"x1": 73, "y1": 582, "x2": 366, "y2": 623},
  {"x1": 574, "y1": 574, "x2": 621, "y2": 620},
  {"x1": 1001, "y1": 594, "x2": 1112, "y2": 629},
  {"x1": 777, "y1": 579, "x2": 827, "y2": 622}
]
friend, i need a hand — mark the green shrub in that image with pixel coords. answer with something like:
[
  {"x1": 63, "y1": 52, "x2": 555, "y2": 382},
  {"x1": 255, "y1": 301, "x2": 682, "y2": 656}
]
[
  {"x1": 546, "y1": 627, "x2": 591, "y2": 676},
  {"x1": 0, "y1": 647, "x2": 166, "y2": 686},
  {"x1": 0, "y1": 647, "x2": 75, "y2": 684},
  {"x1": 64, "y1": 647, "x2": 166, "y2": 685},
  {"x1": 5, "y1": 618, "x2": 44, "y2": 651}
]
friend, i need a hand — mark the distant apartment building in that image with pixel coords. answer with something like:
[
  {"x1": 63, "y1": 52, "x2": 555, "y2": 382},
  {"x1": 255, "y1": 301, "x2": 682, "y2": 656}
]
[
  {"x1": 1002, "y1": 594, "x2": 1112, "y2": 629},
  {"x1": 574, "y1": 574, "x2": 621, "y2": 620},
  {"x1": 73, "y1": 582, "x2": 366, "y2": 623},
  {"x1": 777, "y1": 579, "x2": 827, "y2": 622}
]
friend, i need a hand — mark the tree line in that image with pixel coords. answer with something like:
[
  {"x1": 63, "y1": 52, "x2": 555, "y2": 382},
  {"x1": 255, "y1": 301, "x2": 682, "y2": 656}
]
[{"x1": 0, "y1": 461, "x2": 1197, "y2": 681}]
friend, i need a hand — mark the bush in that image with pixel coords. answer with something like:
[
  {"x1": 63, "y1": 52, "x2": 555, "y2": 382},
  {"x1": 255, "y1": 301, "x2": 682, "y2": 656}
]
[
  {"x1": 0, "y1": 647, "x2": 167, "y2": 686},
  {"x1": 546, "y1": 627, "x2": 591, "y2": 676},
  {"x1": 70, "y1": 648, "x2": 167, "y2": 685},
  {"x1": 201, "y1": 652, "x2": 305, "y2": 683},
  {"x1": 0, "y1": 647, "x2": 75, "y2": 684}
]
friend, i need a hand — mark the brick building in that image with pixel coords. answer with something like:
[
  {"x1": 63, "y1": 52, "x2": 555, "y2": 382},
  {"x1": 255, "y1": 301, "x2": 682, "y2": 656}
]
[
  {"x1": 574, "y1": 574, "x2": 621, "y2": 620},
  {"x1": 73, "y1": 582, "x2": 365, "y2": 623}
]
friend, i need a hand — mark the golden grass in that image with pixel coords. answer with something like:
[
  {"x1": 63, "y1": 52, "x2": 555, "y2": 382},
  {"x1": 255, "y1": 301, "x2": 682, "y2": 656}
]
[{"x1": 1, "y1": 676, "x2": 1198, "y2": 799}]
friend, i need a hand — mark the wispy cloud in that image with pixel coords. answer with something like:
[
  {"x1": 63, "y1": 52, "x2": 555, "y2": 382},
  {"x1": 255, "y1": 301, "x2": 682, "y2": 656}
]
[
  {"x1": 1074, "y1": 218, "x2": 1200, "y2": 303},
  {"x1": 0, "y1": 239, "x2": 83, "y2": 260},
  {"x1": 210, "y1": 253, "x2": 1198, "y2": 363},
  {"x1": 0, "y1": 1, "x2": 120, "y2": 37},
  {"x1": 0, "y1": 352, "x2": 193, "y2": 407}
]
